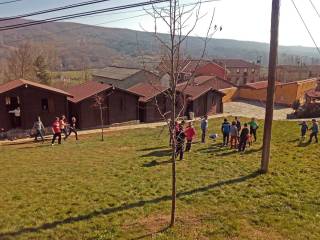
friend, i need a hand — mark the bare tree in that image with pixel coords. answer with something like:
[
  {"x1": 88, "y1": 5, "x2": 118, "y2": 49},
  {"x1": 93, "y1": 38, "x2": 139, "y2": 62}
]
[
  {"x1": 93, "y1": 94, "x2": 106, "y2": 141},
  {"x1": 140, "y1": 0, "x2": 219, "y2": 227},
  {"x1": 5, "y1": 42, "x2": 36, "y2": 81}
]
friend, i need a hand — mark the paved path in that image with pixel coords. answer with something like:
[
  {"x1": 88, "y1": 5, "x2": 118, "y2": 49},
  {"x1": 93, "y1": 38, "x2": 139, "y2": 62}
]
[{"x1": 224, "y1": 100, "x2": 293, "y2": 120}]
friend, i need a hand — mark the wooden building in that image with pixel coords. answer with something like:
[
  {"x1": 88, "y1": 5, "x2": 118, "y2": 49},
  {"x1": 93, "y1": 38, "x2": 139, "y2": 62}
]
[
  {"x1": 177, "y1": 83, "x2": 225, "y2": 118},
  {"x1": 92, "y1": 66, "x2": 158, "y2": 89},
  {"x1": 68, "y1": 81, "x2": 140, "y2": 129},
  {"x1": 0, "y1": 79, "x2": 71, "y2": 131},
  {"x1": 128, "y1": 83, "x2": 170, "y2": 123}
]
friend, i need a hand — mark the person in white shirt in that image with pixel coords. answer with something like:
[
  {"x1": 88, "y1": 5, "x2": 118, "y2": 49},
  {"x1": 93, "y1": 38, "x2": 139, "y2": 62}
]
[{"x1": 8, "y1": 107, "x2": 21, "y2": 127}]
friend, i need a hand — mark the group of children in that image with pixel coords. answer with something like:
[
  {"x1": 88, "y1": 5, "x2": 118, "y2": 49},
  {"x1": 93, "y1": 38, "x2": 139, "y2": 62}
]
[
  {"x1": 174, "y1": 121, "x2": 197, "y2": 161},
  {"x1": 33, "y1": 115, "x2": 78, "y2": 145},
  {"x1": 172, "y1": 116, "x2": 260, "y2": 161},
  {"x1": 218, "y1": 117, "x2": 259, "y2": 152},
  {"x1": 199, "y1": 116, "x2": 259, "y2": 152},
  {"x1": 299, "y1": 119, "x2": 319, "y2": 143}
]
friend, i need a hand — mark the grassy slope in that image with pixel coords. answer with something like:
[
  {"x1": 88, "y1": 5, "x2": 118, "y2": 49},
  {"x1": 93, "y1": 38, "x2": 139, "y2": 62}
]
[{"x1": 0, "y1": 119, "x2": 319, "y2": 240}]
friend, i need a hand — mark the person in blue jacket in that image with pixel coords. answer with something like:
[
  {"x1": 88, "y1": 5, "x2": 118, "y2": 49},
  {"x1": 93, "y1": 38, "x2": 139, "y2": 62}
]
[{"x1": 221, "y1": 118, "x2": 231, "y2": 147}]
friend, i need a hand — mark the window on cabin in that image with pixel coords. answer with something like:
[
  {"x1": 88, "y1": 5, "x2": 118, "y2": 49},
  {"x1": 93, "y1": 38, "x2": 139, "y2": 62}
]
[
  {"x1": 244, "y1": 68, "x2": 248, "y2": 73},
  {"x1": 252, "y1": 68, "x2": 255, "y2": 73},
  {"x1": 5, "y1": 97, "x2": 10, "y2": 105},
  {"x1": 41, "y1": 98, "x2": 49, "y2": 111},
  {"x1": 236, "y1": 68, "x2": 240, "y2": 73}
]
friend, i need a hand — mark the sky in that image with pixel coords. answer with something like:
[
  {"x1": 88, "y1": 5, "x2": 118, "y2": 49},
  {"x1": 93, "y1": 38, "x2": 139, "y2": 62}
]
[{"x1": 0, "y1": 0, "x2": 320, "y2": 48}]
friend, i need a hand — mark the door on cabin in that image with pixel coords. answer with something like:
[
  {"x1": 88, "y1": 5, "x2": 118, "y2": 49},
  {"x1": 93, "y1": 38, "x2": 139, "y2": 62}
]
[{"x1": 6, "y1": 96, "x2": 22, "y2": 129}]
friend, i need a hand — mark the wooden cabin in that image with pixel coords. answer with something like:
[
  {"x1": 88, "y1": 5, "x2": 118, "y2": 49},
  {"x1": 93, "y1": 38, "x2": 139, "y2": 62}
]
[
  {"x1": 68, "y1": 81, "x2": 140, "y2": 129},
  {"x1": 0, "y1": 79, "x2": 71, "y2": 131}
]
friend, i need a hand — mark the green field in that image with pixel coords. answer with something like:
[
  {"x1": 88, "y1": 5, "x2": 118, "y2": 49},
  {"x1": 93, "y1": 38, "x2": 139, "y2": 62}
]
[{"x1": 0, "y1": 119, "x2": 319, "y2": 240}]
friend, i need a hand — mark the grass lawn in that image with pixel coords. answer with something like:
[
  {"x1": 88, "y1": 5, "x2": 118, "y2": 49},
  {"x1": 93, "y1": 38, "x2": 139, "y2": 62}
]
[{"x1": 0, "y1": 119, "x2": 319, "y2": 240}]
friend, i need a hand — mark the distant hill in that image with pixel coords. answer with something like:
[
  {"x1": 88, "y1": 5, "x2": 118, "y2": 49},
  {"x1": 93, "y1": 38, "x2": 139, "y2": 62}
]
[{"x1": 0, "y1": 19, "x2": 319, "y2": 70}]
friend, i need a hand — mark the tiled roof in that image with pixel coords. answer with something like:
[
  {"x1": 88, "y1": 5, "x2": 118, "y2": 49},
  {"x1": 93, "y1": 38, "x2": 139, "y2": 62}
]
[
  {"x1": 92, "y1": 66, "x2": 141, "y2": 81},
  {"x1": 0, "y1": 79, "x2": 71, "y2": 96},
  {"x1": 67, "y1": 81, "x2": 113, "y2": 103},
  {"x1": 242, "y1": 81, "x2": 281, "y2": 90},
  {"x1": 177, "y1": 83, "x2": 225, "y2": 100},
  {"x1": 193, "y1": 76, "x2": 236, "y2": 89},
  {"x1": 182, "y1": 60, "x2": 212, "y2": 73},
  {"x1": 193, "y1": 76, "x2": 215, "y2": 85},
  {"x1": 213, "y1": 59, "x2": 259, "y2": 68},
  {"x1": 128, "y1": 83, "x2": 169, "y2": 102}
]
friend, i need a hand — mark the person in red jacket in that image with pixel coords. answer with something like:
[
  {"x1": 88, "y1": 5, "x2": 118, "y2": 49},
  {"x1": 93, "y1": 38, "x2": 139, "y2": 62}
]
[
  {"x1": 51, "y1": 117, "x2": 61, "y2": 145},
  {"x1": 184, "y1": 122, "x2": 196, "y2": 152}
]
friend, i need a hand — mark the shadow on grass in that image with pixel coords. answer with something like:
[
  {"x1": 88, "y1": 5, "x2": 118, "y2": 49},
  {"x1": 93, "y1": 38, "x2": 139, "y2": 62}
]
[
  {"x1": 138, "y1": 146, "x2": 168, "y2": 152},
  {"x1": 297, "y1": 141, "x2": 311, "y2": 147},
  {"x1": 0, "y1": 171, "x2": 261, "y2": 239},
  {"x1": 143, "y1": 160, "x2": 172, "y2": 167},
  {"x1": 141, "y1": 149, "x2": 172, "y2": 158},
  {"x1": 217, "y1": 146, "x2": 263, "y2": 157},
  {"x1": 198, "y1": 143, "x2": 225, "y2": 154}
]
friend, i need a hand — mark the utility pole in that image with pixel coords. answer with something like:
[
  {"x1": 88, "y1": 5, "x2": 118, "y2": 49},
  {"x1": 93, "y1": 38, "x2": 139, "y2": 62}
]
[{"x1": 261, "y1": 0, "x2": 281, "y2": 174}]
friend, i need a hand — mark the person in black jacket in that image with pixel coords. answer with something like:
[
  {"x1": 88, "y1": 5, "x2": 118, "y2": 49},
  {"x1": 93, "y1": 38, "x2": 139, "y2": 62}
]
[
  {"x1": 235, "y1": 116, "x2": 241, "y2": 132},
  {"x1": 175, "y1": 123, "x2": 186, "y2": 160},
  {"x1": 238, "y1": 123, "x2": 250, "y2": 152}
]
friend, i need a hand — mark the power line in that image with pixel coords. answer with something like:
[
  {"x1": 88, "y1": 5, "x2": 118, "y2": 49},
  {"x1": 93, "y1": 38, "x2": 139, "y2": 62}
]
[
  {"x1": 2, "y1": 0, "x2": 217, "y2": 45},
  {"x1": 0, "y1": 0, "x2": 23, "y2": 5},
  {"x1": 0, "y1": 0, "x2": 115, "y2": 22},
  {"x1": 291, "y1": 0, "x2": 320, "y2": 56},
  {"x1": 0, "y1": 0, "x2": 170, "y2": 31},
  {"x1": 309, "y1": 0, "x2": 320, "y2": 19}
]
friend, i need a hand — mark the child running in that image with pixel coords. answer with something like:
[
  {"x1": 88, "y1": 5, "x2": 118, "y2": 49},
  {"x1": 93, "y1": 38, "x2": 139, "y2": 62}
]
[
  {"x1": 185, "y1": 122, "x2": 196, "y2": 152},
  {"x1": 299, "y1": 121, "x2": 308, "y2": 142},
  {"x1": 238, "y1": 123, "x2": 250, "y2": 152},
  {"x1": 33, "y1": 116, "x2": 45, "y2": 142},
  {"x1": 51, "y1": 117, "x2": 62, "y2": 145},
  {"x1": 60, "y1": 115, "x2": 68, "y2": 140},
  {"x1": 68, "y1": 116, "x2": 79, "y2": 140},
  {"x1": 221, "y1": 118, "x2": 231, "y2": 146},
  {"x1": 308, "y1": 119, "x2": 319, "y2": 143},
  {"x1": 229, "y1": 121, "x2": 238, "y2": 149}
]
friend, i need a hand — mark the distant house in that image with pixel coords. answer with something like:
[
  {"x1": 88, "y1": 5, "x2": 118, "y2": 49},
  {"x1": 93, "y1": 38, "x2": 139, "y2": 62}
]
[
  {"x1": 177, "y1": 83, "x2": 225, "y2": 118},
  {"x1": 92, "y1": 66, "x2": 158, "y2": 89},
  {"x1": 68, "y1": 81, "x2": 140, "y2": 129},
  {"x1": 128, "y1": 83, "x2": 170, "y2": 123},
  {"x1": 276, "y1": 65, "x2": 320, "y2": 83},
  {"x1": 213, "y1": 59, "x2": 261, "y2": 86},
  {"x1": 157, "y1": 59, "x2": 228, "y2": 84},
  {"x1": 0, "y1": 79, "x2": 71, "y2": 131}
]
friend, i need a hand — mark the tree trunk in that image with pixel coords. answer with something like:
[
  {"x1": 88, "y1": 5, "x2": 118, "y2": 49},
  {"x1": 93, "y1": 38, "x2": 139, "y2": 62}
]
[
  {"x1": 170, "y1": 95, "x2": 176, "y2": 227},
  {"x1": 100, "y1": 106, "x2": 104, "y2": 141},
  {"x1": 261, "y1": 0, "x2": 281, "y2": 173}
]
